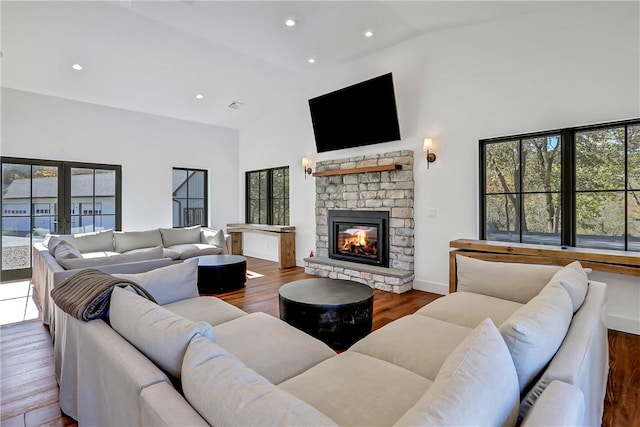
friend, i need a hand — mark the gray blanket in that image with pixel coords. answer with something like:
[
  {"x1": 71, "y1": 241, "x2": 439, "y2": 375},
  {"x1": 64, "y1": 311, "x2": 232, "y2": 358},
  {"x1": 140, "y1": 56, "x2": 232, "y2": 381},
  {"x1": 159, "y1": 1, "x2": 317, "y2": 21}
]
[{"x1": 51, "y1": 269, "x2": 156, "y2": 321}]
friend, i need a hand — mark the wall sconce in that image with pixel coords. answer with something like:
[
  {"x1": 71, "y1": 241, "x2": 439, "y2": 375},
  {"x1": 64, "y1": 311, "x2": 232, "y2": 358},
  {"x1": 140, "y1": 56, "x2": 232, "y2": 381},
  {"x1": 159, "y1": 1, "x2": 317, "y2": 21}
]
[
  {"x1": 423, "y1": 138, "x2": 437, "y2": 169},
  {"x1": 302, "y1": 157, "x2": 313, "y2": 180}
]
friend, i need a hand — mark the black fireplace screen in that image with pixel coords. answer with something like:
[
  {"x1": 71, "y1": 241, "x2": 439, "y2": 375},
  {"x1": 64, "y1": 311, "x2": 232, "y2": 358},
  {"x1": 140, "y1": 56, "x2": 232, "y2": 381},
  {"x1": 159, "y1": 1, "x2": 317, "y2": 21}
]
[
  {"x1": 328, "y1": 210, "x2": 389, "y2": 267},
  {"x1": 336, "y1": 225, "x2": 379, "y2": 260}
]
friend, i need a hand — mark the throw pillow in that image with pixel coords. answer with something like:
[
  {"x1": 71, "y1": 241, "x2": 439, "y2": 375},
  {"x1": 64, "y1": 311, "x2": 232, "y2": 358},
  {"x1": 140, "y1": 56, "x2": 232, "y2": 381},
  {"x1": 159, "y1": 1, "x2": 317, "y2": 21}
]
[
  {"x1": 182, "y1": 335, "x2": 338, "y2": 427},
  {"x1": 53, "y1": 240, "x2": 82, "y2": 262},
  {"x1": 109, "y1": 287, "x2": 214, "y2": 378},
  {"x1": 159, "y1": 225, "x2": 201, "y2": 247},
  {"x1": 456, "y1": 255, "x2": 562, "y2": 304},
  {"x1": 201, "y1": 228, "x2": 228, "y2": 254},
  {"x1": 499, "y1": 282, "x2": 573, "y2": 392},
  {"x1": 393, "y1": 318, "x2": 519, "y2": 427},
  {"x1": 548, "y1": 261, "x2": 589, "y2": 313},
  {"x1": 113, "y1": 259, "x2": 199, "y2": 305}
]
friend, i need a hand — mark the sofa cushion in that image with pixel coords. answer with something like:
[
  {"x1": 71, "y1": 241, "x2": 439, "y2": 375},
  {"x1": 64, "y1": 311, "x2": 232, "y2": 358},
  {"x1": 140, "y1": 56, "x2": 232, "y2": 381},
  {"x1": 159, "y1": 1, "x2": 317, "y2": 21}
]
[
  {"x1": 548, "y1": 261, "x2": 589, "y2": 313},
  {"x1": 57, "y1": 246, "x2": 163, "y2": 270},
  {"x1": 213, "y1": 312, "x2": 336, "y2": 384},
  {"x1": 201, "y1": 228, "x2": 228, "y2": 254},
  {"x1": 182, "y1": 335, "x2": 338, "y2": 427},
  {"x1": 81, "y1": 251, "x2": 121, "y2": 259},
  {"x1": 164, "y1": 296, "x2": 246, "y2": 326},
  {"x1": 113, "y1": 259, "x2": 199, "y2": 305},
  {"x1": 279, "y1": 352, "x2": 431, "y2": 427},
  {"x1": 159, "y1": 226, "x2": 201, "y2": 247},
  {"x1": 349, "y1": 315, "x2": 472, "y2": 381},
  {"x1": 114, "y1": 229, "x2": 163, "y2": 253},
  {"x1": 499, "y1": 282, "x2": 573, "y2": 392},
  {"x1": 109, "y1": 287, "x2": 214, "y2": 378},
  {"x1": 168, "y1": 243, "x2": 222, "y2": 259},
  {"x1": 53, "y1": 239, "x2": 83, "y2": 260},
  {"x1": 456, "y1": 255, "x2": 562, "y2": 304},
  {"x1": 58, "y1": 229, "x2": 115, "y2": 253},
  {"x1": 393, "y1": 318, "x2": 519, "y2": 427},
  {"x1": 415, "y1": 292, "x2": 523, "y2": 329}
]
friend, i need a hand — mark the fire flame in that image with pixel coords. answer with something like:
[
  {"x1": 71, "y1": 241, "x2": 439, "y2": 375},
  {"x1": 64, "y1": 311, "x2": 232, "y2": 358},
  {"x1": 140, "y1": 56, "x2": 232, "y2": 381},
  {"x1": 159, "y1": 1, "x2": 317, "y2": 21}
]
[{"x1": 343, "y1": 230, "x2": 367, "y2": 249}]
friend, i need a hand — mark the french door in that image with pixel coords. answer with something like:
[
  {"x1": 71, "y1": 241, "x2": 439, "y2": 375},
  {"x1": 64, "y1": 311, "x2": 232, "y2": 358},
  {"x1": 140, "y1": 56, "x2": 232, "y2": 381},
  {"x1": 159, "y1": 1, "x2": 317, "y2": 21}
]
[{"x1": 1, "y1": 157, "x2": 121, "y2": 281}]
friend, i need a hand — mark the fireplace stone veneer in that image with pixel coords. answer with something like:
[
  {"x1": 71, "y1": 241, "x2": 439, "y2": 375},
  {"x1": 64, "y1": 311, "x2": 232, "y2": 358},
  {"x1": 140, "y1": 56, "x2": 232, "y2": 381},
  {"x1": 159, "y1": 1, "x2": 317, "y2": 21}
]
[{"x1": 305, "y1": 150, "x2": 415, "y2": 294}]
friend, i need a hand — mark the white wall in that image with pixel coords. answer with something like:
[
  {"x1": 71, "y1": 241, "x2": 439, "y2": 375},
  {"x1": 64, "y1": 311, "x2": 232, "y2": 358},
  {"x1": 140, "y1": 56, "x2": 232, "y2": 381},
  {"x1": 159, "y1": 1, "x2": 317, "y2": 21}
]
[
  {"x1": 238, "y1": 2, "x2": 640, "y2": 333},
  {"x1": 1, "y1": 88, "x2": 240, "y2": 231}
]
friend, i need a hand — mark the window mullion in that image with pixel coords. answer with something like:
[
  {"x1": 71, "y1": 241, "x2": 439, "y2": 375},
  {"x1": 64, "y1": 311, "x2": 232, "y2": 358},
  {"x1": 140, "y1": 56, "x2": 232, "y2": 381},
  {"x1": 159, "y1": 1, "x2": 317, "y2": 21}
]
[{"x1": 561, "y1": 129, "x2": 574, "y2": 246}]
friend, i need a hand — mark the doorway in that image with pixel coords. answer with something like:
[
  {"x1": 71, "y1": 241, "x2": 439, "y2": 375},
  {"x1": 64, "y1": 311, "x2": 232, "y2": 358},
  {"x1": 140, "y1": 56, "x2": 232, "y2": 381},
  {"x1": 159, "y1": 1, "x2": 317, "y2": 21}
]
[{"x1": 1, "y1": 157, "x2": 121, "y2": 281}]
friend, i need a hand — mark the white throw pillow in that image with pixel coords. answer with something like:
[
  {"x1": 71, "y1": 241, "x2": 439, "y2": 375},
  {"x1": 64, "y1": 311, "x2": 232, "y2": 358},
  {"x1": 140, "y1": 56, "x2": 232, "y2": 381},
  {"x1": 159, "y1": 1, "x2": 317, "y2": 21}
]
[
  {"x1": 159, "y1": 225, "x2": 201, "y2": 247},
  {"x1": 113, "y1": 259, "x2": 199, "y2": 305},
  {"x1": 548, "y1": 261, "x2": 589, "y2": 313},
  {"x1": 53, "y1": 239, "x2": 82, "y2": 260},
  {"x1": 201, "y1": 228, "x2": 228, "y2": 254},
  {"x1": 393, "y1": 318, "x2": 519, "y2": 427},
  {"x1": 109, "y1": 287, "x2": 214, "y2": 378},
  {"x1": 456, "y1": 255, "x2": 562, "y2": 304},
  {"x1": 182, "y1": 335, "x2": 338, "y2": 427},
  {"x1": 499, "y1": 282, "x2": 573, "y2": 392}
]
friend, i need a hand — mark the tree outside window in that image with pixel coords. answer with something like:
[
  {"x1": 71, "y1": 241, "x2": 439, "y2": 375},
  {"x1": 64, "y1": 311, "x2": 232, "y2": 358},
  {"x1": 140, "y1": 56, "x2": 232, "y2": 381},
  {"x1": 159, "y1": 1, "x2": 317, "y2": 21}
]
[
  {"x1": 246, "y1": 167, "x2": 289, "y2": 225},
  {"x1": 481, "y1": 119, "x2": 640, "y2": 252}
]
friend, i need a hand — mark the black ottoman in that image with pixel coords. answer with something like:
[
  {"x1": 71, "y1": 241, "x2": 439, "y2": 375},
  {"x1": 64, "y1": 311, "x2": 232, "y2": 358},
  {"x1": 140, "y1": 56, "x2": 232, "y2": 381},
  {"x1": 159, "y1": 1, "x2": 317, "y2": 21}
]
[
  {"x1": 196, "y1": 255, "x2": 247, "y2": 294},
  {"x1": 279, "y1": 278, "x2": 374, "y2": 350}
]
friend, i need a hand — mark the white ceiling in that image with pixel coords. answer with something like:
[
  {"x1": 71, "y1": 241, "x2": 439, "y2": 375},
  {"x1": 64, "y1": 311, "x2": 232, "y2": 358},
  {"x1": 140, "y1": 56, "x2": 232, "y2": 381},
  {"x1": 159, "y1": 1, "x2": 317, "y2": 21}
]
[{"x1": 1, "y1": 1, "x2": 566, "y2": 130}]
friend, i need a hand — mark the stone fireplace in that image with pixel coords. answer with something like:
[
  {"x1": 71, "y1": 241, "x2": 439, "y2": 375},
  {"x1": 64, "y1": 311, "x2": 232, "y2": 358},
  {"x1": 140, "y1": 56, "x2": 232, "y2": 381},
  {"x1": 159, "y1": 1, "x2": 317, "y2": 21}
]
[{"x1": 304, "y1": 150, "x2": 415, "y2": 294}]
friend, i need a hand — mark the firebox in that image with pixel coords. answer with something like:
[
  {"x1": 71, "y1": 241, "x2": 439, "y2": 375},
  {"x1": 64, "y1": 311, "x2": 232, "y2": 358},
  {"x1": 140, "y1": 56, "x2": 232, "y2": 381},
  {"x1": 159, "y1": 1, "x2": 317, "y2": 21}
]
[{"x1": 328, "y1": 210, "x2": 389, "y2": 267}]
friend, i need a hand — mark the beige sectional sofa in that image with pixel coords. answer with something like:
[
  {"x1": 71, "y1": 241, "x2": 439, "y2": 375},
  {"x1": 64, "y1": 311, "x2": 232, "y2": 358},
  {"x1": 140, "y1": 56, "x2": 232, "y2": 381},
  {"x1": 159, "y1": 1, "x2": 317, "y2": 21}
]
[
  {"x1": 52, "y1": 255, "x2": 608, "y2": 426},
  {"x1": 32, "y1": 225, "x2": 231, "y2": 328}
]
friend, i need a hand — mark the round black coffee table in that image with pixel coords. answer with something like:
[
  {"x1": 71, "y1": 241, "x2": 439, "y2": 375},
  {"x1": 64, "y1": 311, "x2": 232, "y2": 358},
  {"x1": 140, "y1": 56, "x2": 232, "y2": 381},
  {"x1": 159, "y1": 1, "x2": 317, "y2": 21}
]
[
  {"x1": 196, "y1": 255, "x2": 247, "y2": 294},
  {"x1": 279, "y1": 278, "x2": 374, "y2": 350}
]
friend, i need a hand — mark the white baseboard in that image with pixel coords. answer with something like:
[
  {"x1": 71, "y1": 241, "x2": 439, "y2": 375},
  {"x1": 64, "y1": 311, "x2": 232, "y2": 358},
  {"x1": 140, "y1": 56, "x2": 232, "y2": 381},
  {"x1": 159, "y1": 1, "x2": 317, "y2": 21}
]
[
  {"x1": 412, "y1": 279, "x2": 448, "y2": 295},
  {"x1": 606, "y1": 313, "x2": 640, "y2": 335},
  {"x1": 242, "y1": 250, "x2": 278, "y2": 263}
]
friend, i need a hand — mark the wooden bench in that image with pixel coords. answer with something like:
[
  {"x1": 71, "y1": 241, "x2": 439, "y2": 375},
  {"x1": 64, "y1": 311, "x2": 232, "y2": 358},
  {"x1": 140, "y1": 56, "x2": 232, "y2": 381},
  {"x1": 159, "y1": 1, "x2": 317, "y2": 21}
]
[{"x1": 226, "y1": 224, "x2": 296, "y2": 269}]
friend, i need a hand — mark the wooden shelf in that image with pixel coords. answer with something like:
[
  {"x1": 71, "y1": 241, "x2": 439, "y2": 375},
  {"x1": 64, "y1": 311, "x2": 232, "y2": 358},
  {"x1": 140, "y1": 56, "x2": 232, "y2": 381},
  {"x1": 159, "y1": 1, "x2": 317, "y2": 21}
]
[
  {"x1": 448, "y1": 238, "x2": 640, "y2": 292},
  {"x1": 312, "y1": 164, "x2": 401, "y2": 177}
]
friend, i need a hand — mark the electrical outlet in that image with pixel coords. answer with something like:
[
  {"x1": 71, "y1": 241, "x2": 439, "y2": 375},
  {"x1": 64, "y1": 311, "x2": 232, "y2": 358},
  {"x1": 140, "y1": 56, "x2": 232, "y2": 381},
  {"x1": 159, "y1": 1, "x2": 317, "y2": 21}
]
[{"x1": 426, "y1": 208, "x2": 437, "y2": 218}]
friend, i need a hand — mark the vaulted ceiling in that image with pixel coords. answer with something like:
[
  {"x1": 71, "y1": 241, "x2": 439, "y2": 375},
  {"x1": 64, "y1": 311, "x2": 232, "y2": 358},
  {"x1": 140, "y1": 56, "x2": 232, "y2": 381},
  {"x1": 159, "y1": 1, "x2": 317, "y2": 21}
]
[{"x1": 1, "y1": 1, "x2": 566, "y2": 130}]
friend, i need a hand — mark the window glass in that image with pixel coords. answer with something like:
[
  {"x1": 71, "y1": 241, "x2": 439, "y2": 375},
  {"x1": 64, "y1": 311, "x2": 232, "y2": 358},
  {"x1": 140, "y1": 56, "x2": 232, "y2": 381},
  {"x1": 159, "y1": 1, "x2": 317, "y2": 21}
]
[
  {"x1": 172, "y1": 168, "x2": 207, "y2": 227},
  {"x1": 246, "y1": 167, "x2": 290, "y2": 225}
]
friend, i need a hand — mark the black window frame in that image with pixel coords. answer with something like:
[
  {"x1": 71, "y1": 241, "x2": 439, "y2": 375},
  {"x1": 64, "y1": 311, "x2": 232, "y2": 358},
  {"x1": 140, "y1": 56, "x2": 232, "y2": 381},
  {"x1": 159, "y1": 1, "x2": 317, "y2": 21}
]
[
  {"x1": 245, "y1": 166, "x2": 290, "y2": 226},
  {"x1": 172, "y1": 167, "x2": 208, "y2": 228},
  {"x1": 480, "y1": 118, "x2": 640, "y2": 251}
]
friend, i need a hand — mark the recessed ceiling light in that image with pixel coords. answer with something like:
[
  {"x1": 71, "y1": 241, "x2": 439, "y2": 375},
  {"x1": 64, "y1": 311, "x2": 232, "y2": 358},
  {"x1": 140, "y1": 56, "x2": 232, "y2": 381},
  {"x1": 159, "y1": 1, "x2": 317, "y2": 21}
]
[
  {"x1": 195, "y1": 94, "x2": 204, "y2": 100},
  {"x1": 308, "y1": 58, "x2": 316, "y2": 64},
  {"x1": 364, "y1": 31, "x2": 374, "y2": 38},
  {"x1": 285, "y1": 18, "x2": 297, "y2": 27},
  {"x1": 72, "y1": 64, "x2": 83, "y2": 71}
]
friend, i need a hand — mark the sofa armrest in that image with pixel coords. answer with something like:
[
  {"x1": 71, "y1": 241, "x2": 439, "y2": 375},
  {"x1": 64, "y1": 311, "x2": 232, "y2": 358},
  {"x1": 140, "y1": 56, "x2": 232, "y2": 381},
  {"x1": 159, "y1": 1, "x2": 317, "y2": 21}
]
[
  {"x1": 520, "y1": 381, "x2": 584, "y2": 426},
  {"x1": 141, "y1": 382, "x2": 210, "y2": 426}
]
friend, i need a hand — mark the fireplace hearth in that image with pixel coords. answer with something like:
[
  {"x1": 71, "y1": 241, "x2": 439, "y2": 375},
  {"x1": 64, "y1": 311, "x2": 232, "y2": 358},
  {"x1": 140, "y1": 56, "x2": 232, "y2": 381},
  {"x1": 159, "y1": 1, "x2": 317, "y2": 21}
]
[{"x1": 329, "y1": 210, "x2": 389, "y2": 267}]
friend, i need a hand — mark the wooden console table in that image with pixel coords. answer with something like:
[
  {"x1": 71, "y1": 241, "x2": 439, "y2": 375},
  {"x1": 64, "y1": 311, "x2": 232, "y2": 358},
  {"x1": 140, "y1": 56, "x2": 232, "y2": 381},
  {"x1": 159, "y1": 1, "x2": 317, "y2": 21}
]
[
  {"x1": 449, "y1": 239, "x2": 640, "y2": 293},
  {"x1": 226, "y1": 224, "x2": 296, "y2": 269}
]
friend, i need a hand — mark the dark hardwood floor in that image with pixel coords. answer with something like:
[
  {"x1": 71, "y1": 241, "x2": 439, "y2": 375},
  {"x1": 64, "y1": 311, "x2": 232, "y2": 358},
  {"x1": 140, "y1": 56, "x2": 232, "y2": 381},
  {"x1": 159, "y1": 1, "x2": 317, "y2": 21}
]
[{"x1": 0, "y1": 257, "x2": 638, "y2": 426}]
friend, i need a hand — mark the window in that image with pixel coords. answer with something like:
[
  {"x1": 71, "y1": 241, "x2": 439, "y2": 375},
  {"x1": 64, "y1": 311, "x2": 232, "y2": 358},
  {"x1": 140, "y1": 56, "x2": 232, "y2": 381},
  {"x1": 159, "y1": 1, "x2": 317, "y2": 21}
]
[
  {"x1": 480, "y1": 119, "x2": 640, "y2": 251},
  {"x1": 172, "y1": 168, "x2": 207, "y2": 227},
  {"x1": 246, "y1": 166, "x2": 289, "y2": 225}
]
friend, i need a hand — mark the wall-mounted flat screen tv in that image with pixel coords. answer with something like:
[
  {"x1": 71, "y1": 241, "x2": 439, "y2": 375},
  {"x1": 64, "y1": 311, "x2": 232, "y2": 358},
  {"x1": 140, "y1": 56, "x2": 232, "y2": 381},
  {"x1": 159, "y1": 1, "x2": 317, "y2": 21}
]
[{"x1": 309, "y1": 73, "x2": 401, "y2": 153}]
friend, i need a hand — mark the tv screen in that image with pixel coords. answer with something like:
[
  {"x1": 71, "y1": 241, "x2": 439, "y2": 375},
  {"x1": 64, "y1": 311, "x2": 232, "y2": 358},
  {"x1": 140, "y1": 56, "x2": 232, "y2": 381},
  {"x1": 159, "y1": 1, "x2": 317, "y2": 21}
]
[{"x1": 309, "y1": 73, "x2": 401, "y2": 153}]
